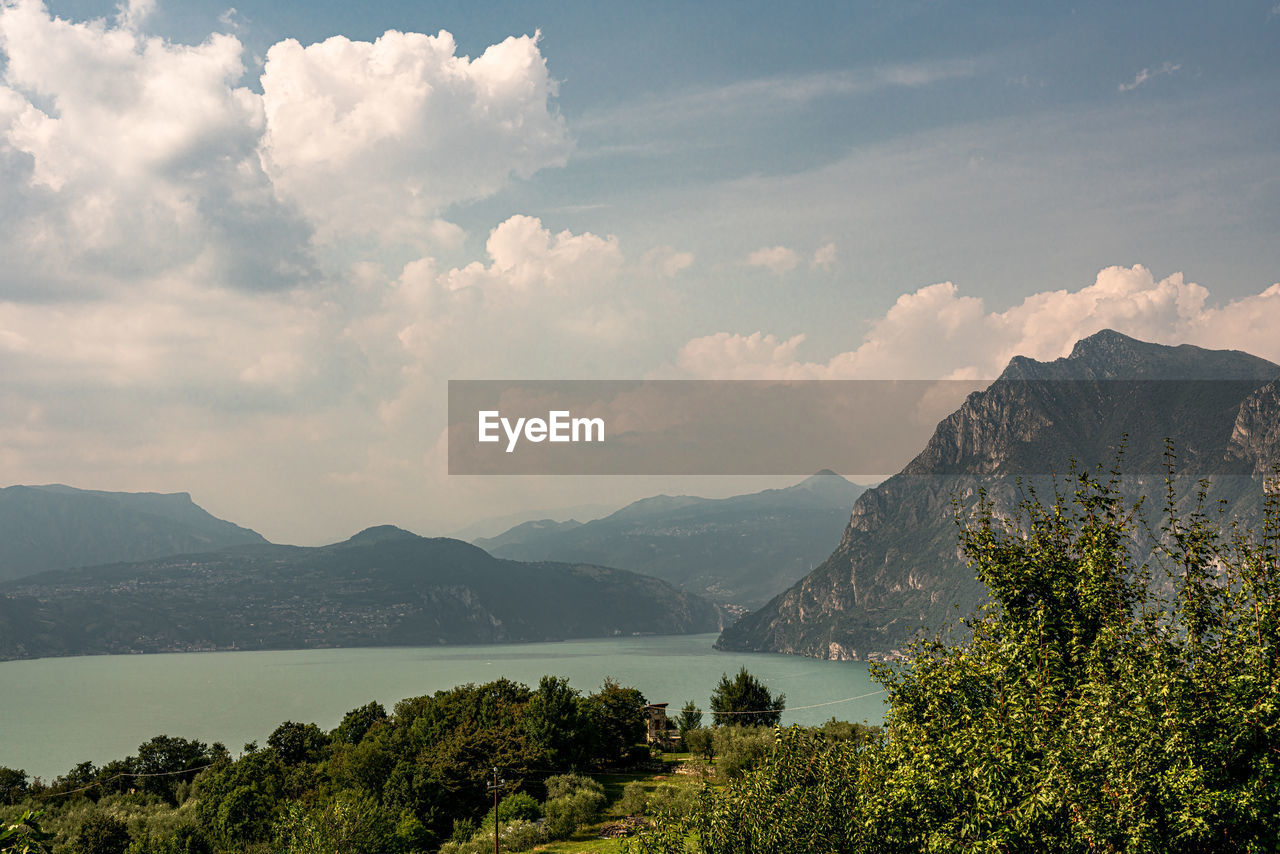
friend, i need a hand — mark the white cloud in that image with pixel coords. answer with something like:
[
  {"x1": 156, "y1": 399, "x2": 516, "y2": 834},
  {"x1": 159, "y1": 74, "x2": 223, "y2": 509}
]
[
  {"x1": 667, "y1": 266, "x2": 1280, "y2": 380},
  {"x1": 641, "y1": 245, "x2": 694, "y2": 278},
  {"x1": 258, "y1": 29, "x2": 571, "y2": 246},
  {"x1": 669, "y1": 331, "x2": 809, "y2": 379},
  {"x1": 811, "y1": 241, "x2": 836, "y2": 270},
  {"x1": 574, "y1": 59, "x2": 978, "y2": 143},
  {"x1": 0, "y1": 0, "x2": 310, "y2": 293},
  {"x1": 218, "y1": 7, "x2": 243, "y2": 31},
  {"x1": 115, "y1": 0, "x2": 155, "y2": 31},
  {"x1": 747, "y1": 245, "x2": 800, "y2": 275},
  {"x1": 1118, "y1": 61, "x2": 1181, "y2": 93},
  {"x1": 0, "y1": 4, "x2": 573, "y2": 294},
  {"x1": 440, "y1": 214, "x2": 621, "y2": 293}
]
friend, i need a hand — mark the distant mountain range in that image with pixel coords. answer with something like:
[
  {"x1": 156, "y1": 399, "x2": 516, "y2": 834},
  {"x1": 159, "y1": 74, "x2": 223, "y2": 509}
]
[
  {"x1": 717, "y1": 330, "x2": 1280, "y2": 660},
  {"x1": 475, "y1": 471, "x2": 866, "y2": 608},
  {"x1": 0, "y1": 525, "x2": 721, "y2": 661},
  {"x1": 0, "y1": 485, "x2": 267, "y2": 582}
]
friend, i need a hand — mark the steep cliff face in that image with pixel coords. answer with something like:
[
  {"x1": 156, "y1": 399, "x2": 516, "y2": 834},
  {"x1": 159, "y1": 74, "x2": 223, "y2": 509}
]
[
  {"x1": 716, "y1": 330, "x2": 1280, "y2": 660},
  {"x1": 1229, "y1": 379, "x2": 1280, "y2": 477}
]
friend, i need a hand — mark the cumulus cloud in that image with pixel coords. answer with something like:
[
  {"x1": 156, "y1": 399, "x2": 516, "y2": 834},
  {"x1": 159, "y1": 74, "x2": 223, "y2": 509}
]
[
  {"x1": 1118, "y1": 61, "x2": 1181, "y2": 93},
  {"x1": 258, "y1": 29, "x2": 571, "y2": 246},
  {"x1": 747, "y1": 245, "x2": 800, "y2": 275},
  {"x1": 811, "y1": 242, "x2": 836, "y2": 270},
  {"x1": 0, "y1": 4, "x2": 573, "y2": 294},
  {"x1": 115, "y1": 0, "x2": 155, "y2": 31},
  {"x1": 439, "y1": 214, "x2": 621, "y2": 293},
  {"x1": 389, "y1": 214, "x2": 632, "y2": 370},
  {"x1": 668, "y1": 265, "x2": 1280, "y2": 380},
  {"x1": 0, "y1": 0, "x2": 311, "y2": 293},
  {"x1": 640, "y1": 245, "x2": 694, "y2": 278}
]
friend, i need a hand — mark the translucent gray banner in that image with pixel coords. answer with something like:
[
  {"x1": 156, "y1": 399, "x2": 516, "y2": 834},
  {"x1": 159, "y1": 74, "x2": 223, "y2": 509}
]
[{"x1": 447, "y1": 379, "x2": 1278, "y2": 476}]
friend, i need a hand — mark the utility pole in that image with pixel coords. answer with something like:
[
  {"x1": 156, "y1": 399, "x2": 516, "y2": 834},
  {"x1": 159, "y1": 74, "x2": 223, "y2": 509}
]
[{"x1": 489, "y1": 766, "x2": 500, "y2": 854}]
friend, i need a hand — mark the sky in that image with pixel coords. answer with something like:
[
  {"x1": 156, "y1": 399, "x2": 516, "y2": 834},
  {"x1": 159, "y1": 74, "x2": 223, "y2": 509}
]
[{"x1": 1, "y1": 0, "x2": 1278, "y2": 544}]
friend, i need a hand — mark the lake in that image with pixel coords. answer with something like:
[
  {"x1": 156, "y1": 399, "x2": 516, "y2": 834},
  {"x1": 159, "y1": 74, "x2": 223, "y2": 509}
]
[{"x1": 0, "y1": 634, "x2": 886, "y2": 780}]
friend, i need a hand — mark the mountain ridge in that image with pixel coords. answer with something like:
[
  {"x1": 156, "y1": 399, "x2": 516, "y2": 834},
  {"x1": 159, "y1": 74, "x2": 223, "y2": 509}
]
[
  {"x1": 0, "y1": 484, "x2": 268, "y2": 582},
  {"x1": 716, "y1": 330, "x2": 1280, "y2": 660},
  {"x1": 0, "y1": 532, "x2": 722, "y2": 661},
  {"x1": 475, "y1": 471, "x2": 867, "y2": 608}
]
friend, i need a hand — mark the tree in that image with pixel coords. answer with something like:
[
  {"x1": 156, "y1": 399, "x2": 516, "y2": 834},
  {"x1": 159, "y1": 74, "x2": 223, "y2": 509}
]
[
  {"x1": 709, "y1": 668, "x2": 784, "y2": 727},
  {"x1": 580, "y1": 679, "x2": 646, "y2": 763},
  {"x1": 332, "y1": 701, "x2": 386, "y2": 746},
  {"x1": 630, "y1": 466, "x2": 1280, "y2": 852},
  {"x1": 675, "y1": 700, "x2": 702, "y2": 736},
  {"x1": 0, "y1": 768, "x2": 27, "y2": 806},
  {"x1": 266, "y1": 721, "x2": 327, "y2": 766},
  {"x1": 524, "y1": 676, "x2": 588, "y2": 769},
  {"x1": 134, "y1": 735, "x2": 215, "y2": 802}
]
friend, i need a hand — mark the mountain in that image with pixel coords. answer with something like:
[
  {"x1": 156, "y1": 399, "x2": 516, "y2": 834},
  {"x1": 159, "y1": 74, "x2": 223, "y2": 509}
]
[
  {"x1": 0, "y1": 527, "x2": 722, "y2": 661},
  {"x1": 0, "y1": 485, "x2": 268, "y2": 581},
  {"x1": 716, "y1": 330, "x2": 1280, "y2": 660},
  {"x1": 474, "y1": 471, "x2": 867, "y2": 608}
]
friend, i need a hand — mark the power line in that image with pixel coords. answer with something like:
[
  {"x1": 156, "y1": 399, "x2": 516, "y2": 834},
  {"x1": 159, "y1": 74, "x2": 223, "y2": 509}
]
[
  {"x1": 37, "y1": 763, "x2": 219, "y2": 800},
  {"x1": 702, "y1": 688, "x2": 888, "y2": 716}
]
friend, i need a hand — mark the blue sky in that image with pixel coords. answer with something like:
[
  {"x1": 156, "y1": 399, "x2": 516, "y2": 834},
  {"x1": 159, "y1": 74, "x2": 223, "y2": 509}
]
[{"x1": 2, "y1": 0, "x2": 1279, "y2": 542}]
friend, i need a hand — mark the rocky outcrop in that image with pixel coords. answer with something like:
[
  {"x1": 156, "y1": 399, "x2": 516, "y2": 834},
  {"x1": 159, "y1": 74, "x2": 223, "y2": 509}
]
[{"x1": 717, "y1": 330, "x2": 1280, "y2": 659}]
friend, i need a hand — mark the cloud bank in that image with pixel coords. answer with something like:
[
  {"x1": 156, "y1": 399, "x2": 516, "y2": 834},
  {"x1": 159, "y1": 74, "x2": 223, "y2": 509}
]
[{"x1": 669, "y1": 266, "x2": 1280, "y2": 380}]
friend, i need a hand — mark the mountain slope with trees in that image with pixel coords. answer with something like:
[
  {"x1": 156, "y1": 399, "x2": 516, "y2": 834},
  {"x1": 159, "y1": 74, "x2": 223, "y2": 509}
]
[
  {"x1": 476, "y1": 471, "x2": 865, "y2": 608},
  {"x1": 0, "y1": 527, "x2": 721, "y2": 660},
  {"x1": 0, "y1": 485, "x2": 266, "y2": 582}
]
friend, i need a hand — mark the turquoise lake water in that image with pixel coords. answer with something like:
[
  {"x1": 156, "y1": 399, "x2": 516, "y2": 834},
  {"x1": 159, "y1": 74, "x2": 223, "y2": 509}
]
[{"x1": 0, "y1": 634, "x2": 886, "y2": 780}]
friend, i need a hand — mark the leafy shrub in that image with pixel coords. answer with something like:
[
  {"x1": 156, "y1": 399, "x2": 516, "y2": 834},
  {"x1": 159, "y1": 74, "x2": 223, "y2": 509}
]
[
  {"x1": 709, "y1": 726, "x2": 773, "y2": 779},
  {"x1": 73, "y1": 813, "x2": 131, "y2": 854},
  {"x1": 645, "y1": 784, "x2": 697, "y2": 820},
  {"x1": 682, "y1": 728, "x2": 714, "y2": 762},
  {"x1": 619, "y1": 781, "x2": 649, "y2": 816},
  {"x1": 542, "y1": 774, "x2": 606, "y2": 839}
]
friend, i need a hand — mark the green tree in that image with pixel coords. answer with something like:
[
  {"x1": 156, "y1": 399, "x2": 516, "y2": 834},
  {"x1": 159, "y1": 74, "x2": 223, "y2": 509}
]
[
  {"x1": 265, "y1": 722, "x2": 327, "y2": 766},
  {"x1": 631, "y1": 465, "x2": 1280, "y2": 853},
  {"x1": 675, "y1": 701, "x2": 702, "y2": 736},
  {"x1": 73, "y1": 813, "x2": 131, "y2": 854},
  {"x1": 709, "y1": 668, "x2": 784, "y2": 727},
  {"x1": 580, "y1": 679, "x2": 646, "y2": 764},
  {"x1": 134, "y1": 736, "x2": 215, "y2": 803},
  {"x1": 524, "y1": 676, "x2": 587, "y2": 769},
  {"x1": 0, "y1": 768, "x2": 28, "y2": 806},
  {"x1": 332, "y1": 701, "x2": 386, "y2": 746}
]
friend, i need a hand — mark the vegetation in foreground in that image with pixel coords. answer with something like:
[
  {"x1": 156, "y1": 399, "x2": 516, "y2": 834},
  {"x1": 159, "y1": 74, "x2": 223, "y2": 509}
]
[
  {"x1": 632, "y1": 466, "x2": 1280, "y2": 852},
  {"x1": 1, "y1": 664, "x2": 861, "y2": 853}
]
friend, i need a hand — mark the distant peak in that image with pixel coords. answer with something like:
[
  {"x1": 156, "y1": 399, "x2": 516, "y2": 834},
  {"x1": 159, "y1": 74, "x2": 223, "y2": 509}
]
[
  {"x1": 998, "y1": 330, "x2": 1279, "y2": 382},
  {"x1": 1067, "y1": 328, "x2": 1145, "y2": 359},
  {"x1": 339, "y1": 525, "x2": 421, "y2": 547},
  {"x1": 809, "y1": 468, "x2": 840, "y2": 477}
]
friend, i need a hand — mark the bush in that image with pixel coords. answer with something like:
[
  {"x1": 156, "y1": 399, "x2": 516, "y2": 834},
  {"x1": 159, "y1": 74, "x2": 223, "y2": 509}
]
[
  {"x1": 682, "y1": 728, "x2": 714, "y2": 762},
  {"x1": 710, "y1": 726, "x2": 773, "y2": 779},
  {"x1": 74, "y1": 813, "x2": 131, "y2": 854},
  {"x1": 646, "y1": 784, "x2": 698, "y2": 820},
  {"x1": 619, "y1": 781, "x2": 648, "y2": 816},
  {"x1": 542, "y1": 774, "x2": 606, "y2": 839}
]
